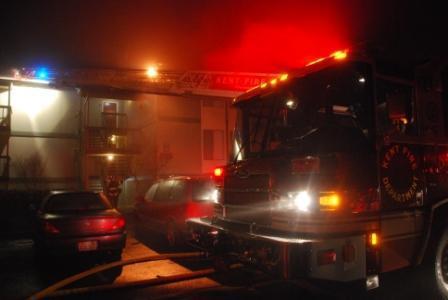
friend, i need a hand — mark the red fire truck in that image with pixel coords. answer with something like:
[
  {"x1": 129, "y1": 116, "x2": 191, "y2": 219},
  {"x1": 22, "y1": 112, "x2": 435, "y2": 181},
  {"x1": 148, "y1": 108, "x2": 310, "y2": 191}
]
[{"x1": 187, "y1": 49, "x2": 448, "y2": 296}]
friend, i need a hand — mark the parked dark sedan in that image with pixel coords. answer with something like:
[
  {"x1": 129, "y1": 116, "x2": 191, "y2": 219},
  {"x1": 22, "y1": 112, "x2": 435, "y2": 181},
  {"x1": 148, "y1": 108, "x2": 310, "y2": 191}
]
[
  {"x1": 135, "y1": 176, "x2": 216, "y2": 246},
  {"x1": 34, "y1": 191, "x2": 126, "y2": 261}
]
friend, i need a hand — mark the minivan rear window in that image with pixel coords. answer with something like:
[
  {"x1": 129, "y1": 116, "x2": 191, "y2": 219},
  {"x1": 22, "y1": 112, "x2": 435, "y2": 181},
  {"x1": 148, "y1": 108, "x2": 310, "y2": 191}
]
[
  {"x1": 154, "y1": 180, "x2": 173, "y2": 202},
  {"x1": 192, "y1": 180, "x2": 215, "y2": 201},
  {"x1": 144, "y1": 183, "x2": 158, "y2": 202},
  {"x1": 171, "y1": 180, "x2": 187, "y2": 202}
]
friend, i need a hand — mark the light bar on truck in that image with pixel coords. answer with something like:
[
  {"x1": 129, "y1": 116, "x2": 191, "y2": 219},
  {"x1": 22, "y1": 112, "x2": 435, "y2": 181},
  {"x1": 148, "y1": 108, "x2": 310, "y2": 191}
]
[
  {"x1": 331, "y1": 50, "x2": 348, "y2": 60},
  {"x1": 279, "y1": 73, "x2": 288, "y2": 81},
  {"x1": 306, "y1": 49, "x2": 349, "y2": 66},
  {"x1": 306, "y1": 57, "x2": 326, "y2": 66},
  {"x1": 257, "y1": 73, "x2": 289, "y2": 89}
]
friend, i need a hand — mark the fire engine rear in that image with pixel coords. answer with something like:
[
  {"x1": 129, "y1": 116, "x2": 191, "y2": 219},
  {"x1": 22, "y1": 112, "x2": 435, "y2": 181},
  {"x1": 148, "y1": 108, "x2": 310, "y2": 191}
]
[{"x1": 187, "y1": 49, "x2": 448, "y2": 296}]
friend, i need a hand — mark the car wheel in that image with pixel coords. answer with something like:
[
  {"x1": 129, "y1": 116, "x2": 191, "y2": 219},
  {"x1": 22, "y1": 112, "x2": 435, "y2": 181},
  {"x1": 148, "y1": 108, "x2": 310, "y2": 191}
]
[
  {"x1": 435, "y1": 228, "x2": 448, "y2": 299},
  {"x1": 108, "y1": 249, "x2": 122, "y2": 262},
  {"x1": 34, "y1": 242, "x2": 49, "y2": 263},
  {"x1": 97, "y1": 250, "x2": 123, "y2": 283},
  {"x1": 212, "y1": 255, "x2": 231, "y2": 273}
]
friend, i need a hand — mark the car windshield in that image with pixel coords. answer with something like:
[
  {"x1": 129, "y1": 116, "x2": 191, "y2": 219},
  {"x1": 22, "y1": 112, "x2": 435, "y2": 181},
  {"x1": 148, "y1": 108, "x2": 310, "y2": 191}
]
[
  {"x1": 44, "y1": 192, "x2": 111, "y2": 213},
  {"x1": 234, "y1": 62, "x2": 374, "y2": 159}
]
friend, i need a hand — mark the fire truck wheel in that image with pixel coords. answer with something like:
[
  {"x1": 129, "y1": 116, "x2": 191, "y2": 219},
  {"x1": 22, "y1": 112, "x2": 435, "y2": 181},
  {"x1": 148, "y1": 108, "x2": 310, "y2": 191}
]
[
  {"x1": 435, "y1": 228, "x2": 448, "y2": 298},
  {"x1": 212, "y1": 255, "x2": 230, "y2": 273}
]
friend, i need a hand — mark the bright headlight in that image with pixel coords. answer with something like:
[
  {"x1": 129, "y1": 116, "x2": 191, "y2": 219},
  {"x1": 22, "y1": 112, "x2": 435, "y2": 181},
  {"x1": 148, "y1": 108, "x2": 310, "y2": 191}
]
[
  {"x1": 289, "y1": 190, "x2": 312, "y2": 212},
  {"x1": 197, "y1": 188, "x2": 220, "y2": 203},
  {"x1": 210, "y1": 189, "x2": 219, "y2": 203}
]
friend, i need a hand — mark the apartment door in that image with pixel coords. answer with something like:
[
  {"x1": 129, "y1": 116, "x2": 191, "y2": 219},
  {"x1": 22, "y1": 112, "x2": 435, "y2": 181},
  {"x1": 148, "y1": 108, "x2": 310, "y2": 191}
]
[{"x1": 102, "y1": 102, "x2": 117, "y2": 128}]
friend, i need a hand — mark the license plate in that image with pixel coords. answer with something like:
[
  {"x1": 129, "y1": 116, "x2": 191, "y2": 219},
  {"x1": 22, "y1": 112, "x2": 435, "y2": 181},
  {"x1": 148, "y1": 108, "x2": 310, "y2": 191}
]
[{"x1": 77, "y1": 240, "x2": 98, "y2": 252}]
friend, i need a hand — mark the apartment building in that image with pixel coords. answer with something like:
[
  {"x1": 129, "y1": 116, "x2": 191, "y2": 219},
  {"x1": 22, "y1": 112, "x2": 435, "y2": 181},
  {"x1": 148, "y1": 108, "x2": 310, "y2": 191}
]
[{"x1": 0, "y1": 69, "x2": 275, "y2": 191}]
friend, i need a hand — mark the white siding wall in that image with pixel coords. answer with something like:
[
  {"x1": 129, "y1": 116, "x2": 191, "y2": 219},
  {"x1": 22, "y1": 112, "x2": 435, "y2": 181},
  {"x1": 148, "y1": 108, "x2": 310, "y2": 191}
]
[
  {"x1": 201, "y1": 99, "x2": 236, "y2": 173},
  {"x1": 0, "y1": 85, "x2": 237, "y2": 186},
  {"x1": 155, "y1": 95, "x2": 202, "y2": 175},
  {"x1": 0, "y1": 84, "x2": 80, "y2": 189}
]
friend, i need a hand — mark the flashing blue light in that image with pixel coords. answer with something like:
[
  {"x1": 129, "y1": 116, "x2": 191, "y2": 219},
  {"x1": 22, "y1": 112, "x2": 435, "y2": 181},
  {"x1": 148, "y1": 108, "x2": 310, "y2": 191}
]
[{"x1": 36, "y1": 68, "x2": 48, "y2": 80}]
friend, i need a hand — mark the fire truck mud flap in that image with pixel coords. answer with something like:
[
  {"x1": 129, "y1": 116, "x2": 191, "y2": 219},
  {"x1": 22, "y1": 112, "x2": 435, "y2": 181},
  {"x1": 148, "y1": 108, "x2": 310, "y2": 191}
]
[{"x1": 187, "y1": 217, "x2": 367, "y2": 283}]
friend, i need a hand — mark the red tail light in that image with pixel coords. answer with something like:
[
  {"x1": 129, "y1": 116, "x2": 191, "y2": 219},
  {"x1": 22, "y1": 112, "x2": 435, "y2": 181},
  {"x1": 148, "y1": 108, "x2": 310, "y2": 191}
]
[
  {"x1": 213, "y1": 166, "x2": 225, "y2": 187},
  {"x1": 109, "y1": 217, "x2": 126, "y2": 231},
  {"x1": 43, "y1": 221, "x2": 60, "y2": 234}
]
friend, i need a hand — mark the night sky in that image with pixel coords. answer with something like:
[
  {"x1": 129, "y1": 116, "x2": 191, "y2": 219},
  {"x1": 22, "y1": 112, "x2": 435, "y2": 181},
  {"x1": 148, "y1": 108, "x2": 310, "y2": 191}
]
[{"x1": 0, "y1": 0, "x2": 447, "y2": 72}]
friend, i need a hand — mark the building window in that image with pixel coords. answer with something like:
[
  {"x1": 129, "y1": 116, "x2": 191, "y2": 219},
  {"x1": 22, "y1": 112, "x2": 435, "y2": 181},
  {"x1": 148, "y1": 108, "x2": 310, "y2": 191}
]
[
  {"x1": 203, "y1": 130, "x2": 224, "y2": 160},
  {"x1": 102, "y1": 102, "x2": 117, "y2": 128}
]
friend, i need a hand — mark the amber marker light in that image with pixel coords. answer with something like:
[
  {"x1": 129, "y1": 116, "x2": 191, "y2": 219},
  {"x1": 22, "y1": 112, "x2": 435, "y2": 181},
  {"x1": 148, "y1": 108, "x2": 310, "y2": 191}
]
[
  {"x1": 319, "y1": 192, "x2": 340, "y2": 210},
  {"x1": 260, "y1": 82, "x2": 268, "y2": 88},
  {"x1": 331, "y1": 50, "x2": 348, "y2": 60},
  {"x1": 270, "y1": 78, "x2": 278, "y2": 86},
  {"x1": 279, "y1": 73, "x2": 288, "y2": 81},
  {"x1": 369, "y1": 232, "x2": 379, "y2": 247}
]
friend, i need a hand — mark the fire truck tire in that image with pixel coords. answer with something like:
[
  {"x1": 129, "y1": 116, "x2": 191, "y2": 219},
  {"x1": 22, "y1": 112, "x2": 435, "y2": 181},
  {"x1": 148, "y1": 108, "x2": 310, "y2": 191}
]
[
  {"x1": 212, "y1": 255, "x2": 231, "y2": 273},
  {"x1": 34, "y1": 244, "x2": 50, "y2": 264},
  {"x1": 435, "y1": 228, "x2": 448, "y2": 298}
]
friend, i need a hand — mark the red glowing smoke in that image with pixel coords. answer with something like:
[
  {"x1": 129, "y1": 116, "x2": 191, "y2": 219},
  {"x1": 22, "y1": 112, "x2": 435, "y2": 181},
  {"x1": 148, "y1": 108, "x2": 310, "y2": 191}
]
[
  {"x1": 201, "y1": 1, "x2": 350, "y2": 72},
  {"x1": 1, "y1": 0, "x2": 362, "y2": 72},
  {"x1": 205, "y1": 22, "x2": 348, "y2": 72}
]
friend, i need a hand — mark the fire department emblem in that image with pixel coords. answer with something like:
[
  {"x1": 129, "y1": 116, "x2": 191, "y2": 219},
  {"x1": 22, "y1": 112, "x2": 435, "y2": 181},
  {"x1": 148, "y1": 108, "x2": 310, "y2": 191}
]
[{"x1": 381, "y1": 144, "x2": 419, "y2": 203}]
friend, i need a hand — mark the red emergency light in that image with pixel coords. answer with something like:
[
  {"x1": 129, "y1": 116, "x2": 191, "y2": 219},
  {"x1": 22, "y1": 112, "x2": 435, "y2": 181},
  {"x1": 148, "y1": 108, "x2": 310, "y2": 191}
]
[
  {"x1": 213, "y1": 166, "x2": 225, "y2": 187},
  {"x1": 214, "y1": 167, "x2": 224, "y2": 177}
]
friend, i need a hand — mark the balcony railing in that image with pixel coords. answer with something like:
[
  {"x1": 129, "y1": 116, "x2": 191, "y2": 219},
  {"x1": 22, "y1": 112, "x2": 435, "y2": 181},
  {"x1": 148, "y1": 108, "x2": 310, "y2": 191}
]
[
  {"x1": 84, "y1": 127, "x2": 141, "y2": 154},
  {"x1": 101, "y1": 112, "x2": 128, "y2": 129}
]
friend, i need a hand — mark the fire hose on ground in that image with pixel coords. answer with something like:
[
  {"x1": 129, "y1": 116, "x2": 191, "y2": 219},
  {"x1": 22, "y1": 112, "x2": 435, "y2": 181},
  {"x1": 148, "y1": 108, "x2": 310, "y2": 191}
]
[
  {"x1": 27, "y1": 250, "x2": 330, "y2": 299},
  {"x1": 28, "y1": 251, "x2": 224, "y2": 300},
  {"x1": 47, "y1": 266, "x2": 223, "y2": 298}
]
